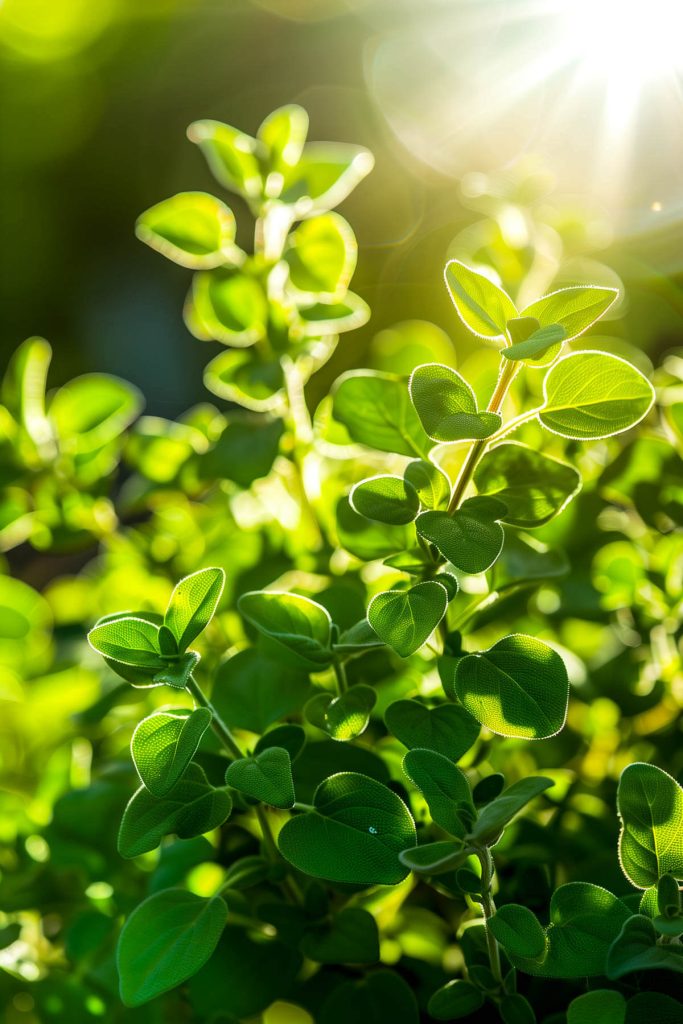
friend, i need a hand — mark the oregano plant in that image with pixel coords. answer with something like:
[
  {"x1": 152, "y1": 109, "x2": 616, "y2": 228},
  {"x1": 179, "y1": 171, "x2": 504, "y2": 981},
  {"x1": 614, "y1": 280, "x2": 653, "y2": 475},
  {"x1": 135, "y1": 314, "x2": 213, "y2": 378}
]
[{"x1": 2, "y1": 104, "x2": 681, "y2": 1024}]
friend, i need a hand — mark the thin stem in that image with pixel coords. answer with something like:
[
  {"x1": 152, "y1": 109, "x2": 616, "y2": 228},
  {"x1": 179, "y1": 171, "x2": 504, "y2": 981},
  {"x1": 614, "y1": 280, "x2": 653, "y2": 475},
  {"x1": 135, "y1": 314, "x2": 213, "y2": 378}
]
[
  {"x1": 332, "y1": 658, "x2": 348, "y2": 695},
  {"x1": 187, "y1": 675, "x2": 243, "y2": 759},
  {"x1": 256, "y1": 806, "x2": 279, "y2": 862},
  {"x1": 476, "y1": 845, "x2": 503, "y2": 987}
]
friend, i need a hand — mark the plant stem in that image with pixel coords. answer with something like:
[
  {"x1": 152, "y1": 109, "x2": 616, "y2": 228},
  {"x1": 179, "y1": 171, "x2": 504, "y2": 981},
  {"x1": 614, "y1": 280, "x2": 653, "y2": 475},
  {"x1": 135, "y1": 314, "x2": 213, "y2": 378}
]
[
  {"x1": 476, "y1": 845, "x2": 504, "y2": 988},
  {"x1": 332, "y1": 657, "x2": 348, "y2": 695},
  {"x1": 256, "y1": 805, "x2": 279, "y2": 862},
  {"x1": 187, "y1": 674, "x2": 243, "y2": 760}
]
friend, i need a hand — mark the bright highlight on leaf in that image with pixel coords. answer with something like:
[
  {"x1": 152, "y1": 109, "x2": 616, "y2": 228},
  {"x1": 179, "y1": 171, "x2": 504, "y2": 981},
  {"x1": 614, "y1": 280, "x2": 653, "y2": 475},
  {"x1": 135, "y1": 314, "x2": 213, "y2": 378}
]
[
  {"x1": 444, "y1": 260, "x2": 517, "y2": 339},
  {"x1": 617, "y1": 762, "x2": 683, "y2": 888}
]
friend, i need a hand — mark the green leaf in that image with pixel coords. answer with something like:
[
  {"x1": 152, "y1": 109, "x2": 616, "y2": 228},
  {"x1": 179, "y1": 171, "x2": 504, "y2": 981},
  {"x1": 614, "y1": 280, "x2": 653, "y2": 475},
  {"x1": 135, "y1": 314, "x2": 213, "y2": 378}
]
[
  {"x1": 254, "y1": 724, "x2": 306, "y2": 762},
  {"x1": 488, "y1": 904, "x2": 546, "y2": 959},
  {"x1": 474, "y1": 442, "x2": 581, "y2": 527},
  {"x1": 188, "y1": 270, "x2": 268, "y2": 347},
  {"x1": 658, "y1": 873, "x2": 681, "y2": 915},
  {"x1": 279, "y1": 142, "x2": 374, "y2": 218},
  {"x1": 331, "y1": 371, "x2": 432, "y2": 457},
  {"x1": 203, "y1": 348, "x2": 284, "y2": 412},
  {"x1": 300, "y1": 907, "x2": 379, "y2": 964},
  {"x1": 469, "y1": 776, "x2": 554, "y2": 844},
  {"x1": 403, "y1": 748, "x2": 475, "y2": 838},
  {"x1": 521, "y1": 285, "x2": 618, "y2": 343},
  {"x1": 384, "y1": 700, "x2": 479, "y2": 760},
  {"x1": 416, "y1": 496, "x2": 506, "y2": 574},
  {"x1": 514, "y1": 883, "x2": 632, "y2": 978},
  {"x1": 258, "y1": 103, "x2": 308, "y2": 173},
  {"x1": 213, "y1": 649, "x2": 311, "y2": 734},
  {"x1": 321, "y1": 970, "x2": 419, "y2": 1024},
  {"x1": 131, "y1": 708, "x2": 212, "y2": 797},
  {"x1": 306, "y1": 685, "x2": 377, "y2": 741},
  {"x1": 152, "y1": 651, "x2": 200, "y2": 690},
  {"x1": 117, "y1": 889, "x2": 228, "y2": 1007},
  {"x1": 625, "y1": 993, "x2": 683, "y2": 1024},
  {"x1": 118, "y1": 763, "x2": 232, "y2": 859},
  {"x1": 350, "y1": 474, "x2": 420, "y2": 525},
  {"x1": 50, "y1": 373, "x2": 143, "y2": 455},
  {"x1": 428, "y1": 979, "x2": 485, "y2": 1021},
  {"x1": 188, "y1": 119, "x2": 263, "y2": 200},
  {"x1": 409, "y1": 362, "x2": 501, "y2": 441},
  {"x1": 164, "y1": 567, "x2": 225, "y2": 653},
  {"x1": 336, "y1": 495, "x2": 412, "y2": 561},
  {"x1": 334, "y1": 618, "x2": 386, "y2": 654},
  {"x1": 225, "y1": 747, "x2": 295, "y2": 809},
  {"x1": 297, "y1": 293, "x2": 369, "y2": 335},
  {"x1": 502, "y1": 322, "x2": 567, "y2": 364},
  {"x1": 368, "y1": 581, "x2": 448, "y2": 658},
  {"x1": 539, "y1": 351, "x2": 655, "y2": 440},
  {"x1": 499, "y1": 993, "x2": 537, "y2": 1024},
  {"x1": 398, "y1": 839, "x2": 468, "y2": 874},
  {"x1": 238, "y1": 591, "x2": 333, "y2": 669},
  {"x1": 617, "y1": 762, "x2": 683, "y2": 888},
  {"x1": 136, "y1": 191, "x2": 237, "y2": 269},
  {"x1": 567, "y1": 991, "x2": 626, "y2": 1024},
  {"x1": 278, "y1": 771, "x2": 416, "y2": 885},
  {"x1": 607, "y1": 914, "x2": 683, "y2": 978},
  {"x1": 404, "y1": 459, "x2": 451, "y2": 509},
  {"x1": 2, "y1": 336, "x2": 52, "y2": 447},
  {"x1": 454, "y1": 634, "x2": 569, "y2": 739},
  {"x1": 444, "y1": 259, "x2": 517, "y2": 339},
  {"x1": 88, "y1": 615, "x2": 163, "y2": 670},
  {"x1": 285, "y1": 212, "x2": 356, "y2": 297}
]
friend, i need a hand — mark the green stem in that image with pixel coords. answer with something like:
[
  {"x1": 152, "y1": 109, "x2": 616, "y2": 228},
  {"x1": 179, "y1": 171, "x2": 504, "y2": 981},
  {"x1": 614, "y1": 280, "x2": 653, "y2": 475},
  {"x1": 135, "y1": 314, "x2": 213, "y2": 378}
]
[
  {"x1": 187, "y1": 675, "x2": 243, "y2": 760},
  {"x1": 476, "y1": 845, "x2": 504, "y2": 988},
  {"x1": 256, "y1": 805, "x2": 279, "y2": 862},
  {"x1": 332, "y1": 658, "x2": 348, "y2": 695}
]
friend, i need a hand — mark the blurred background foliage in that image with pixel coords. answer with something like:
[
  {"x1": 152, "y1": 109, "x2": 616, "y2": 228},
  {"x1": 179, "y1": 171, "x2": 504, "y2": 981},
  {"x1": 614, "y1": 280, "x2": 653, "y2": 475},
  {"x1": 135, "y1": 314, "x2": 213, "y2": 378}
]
[{"x1": 0, "y1": 1, "x2": 682, "y2": 1022}]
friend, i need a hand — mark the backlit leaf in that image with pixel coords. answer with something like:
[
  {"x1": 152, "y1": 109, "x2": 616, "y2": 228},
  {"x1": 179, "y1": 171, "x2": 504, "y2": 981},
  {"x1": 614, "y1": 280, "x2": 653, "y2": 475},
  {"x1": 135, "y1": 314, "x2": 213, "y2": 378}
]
[
  {"x1": 416, "y1": 496, "x2": 506, "y2": 574},
  {"x1": 521, "y1": 285, "x2": 618, "y2": 343},
  {"x1": 617, "y1": 762, "x2": 683, "y2": 888},
  {"x1": 132, "y1": 708, "x2": 212, "y2": 797},
  {"x1": 368, "y1": 581, "x2": 448, "y2": 657},
  {"x1": 332, "y1": 371, "x2": 432, "y2": 457},
  {"x1": 136, "y1": 191, "x2": 237, "y2": 269},
  {"x1": 165, "y1": 567, "x2": 225, "y2": 653},
  {"x1": 444, "y1": 260, "x2": 517, "y2": 339},
  {"x1": 474, "y1": 442, "x2": 581, "y2": 527},
  {"x1": 350, "y1": 474, "x2": 420, "y2": 525},
  {"x1": 409, "y1": 362, "x2": 501, "y2": 441},
  {"x1": 238, "y1": 591, "x2": 333, "y2": 669}
]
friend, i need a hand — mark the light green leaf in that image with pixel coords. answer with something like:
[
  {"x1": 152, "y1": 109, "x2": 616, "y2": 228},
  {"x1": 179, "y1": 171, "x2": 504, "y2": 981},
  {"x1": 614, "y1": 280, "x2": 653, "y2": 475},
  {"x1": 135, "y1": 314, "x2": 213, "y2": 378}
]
[
  {"x1": 278, "y1": 771, "x2": 416, "y2": 885},
  {"x1": 188, "y1": 270, "x2": 268, "y2": 347},
  {"x1": 469, "y1": 776, "x2": 554, "y2": 844},
  {"x1": 350, "y1": 474, "x2": 420, "y2": 525},
  {"x1": 368, "y1": 581, "x2": 448, "y2": 658},
  {"x1": 416, "y1": 496, "x2": 506, "y2": 574},
  {"x1": 444, "y1": 260, "x2": 517, "y2": 339},
  {"x1": 238, "y1": 591, "x2": 332, "y2": 669},
  {"x1": 521, "y1": 285, "x2": 618, "y2": 343},
  {"x1": 203, "y1": 349, "x2": 284, "y2": 412},
  {"x1": 50, "y1": 374, "x2": 143, "y2": 455},
  {"x1": 606, "y1": 914, "x2": 683, "y2": 978},
  {"x1": 409, "y1": 362, "x2": 501, "y2": 441},
  {"x1": 297, "y1": 292, "x2": 369, "y2": 335},
  {"x1": 88, "y1": 615, "x2": 162, "y2": 670},
  {"x1": 539, "y1": 351, "x2": 655, "y2": 440},
  {"x1": 136, "y1": 191, "x2": 237, "y2": 269},
  {"x1": 279, "y1": 142, "x2": 374, "y2": 218},
  {"x1": 164, "y1": 567, "x2": 225, "y2": 653},
  {"x1": 403, "y1": 748, "x2": 475, "y2": 838},
  {"x1": 428, "y1": 979, "x2": 484, "y2": 1021},
  {"x1": 306, "y1": 685, "x2": 377, "y2": 741},
  {"x1": 567, "y1": 991, "x2": 626, "y2": 1024},
  {"x1": 188, "y1": 119, "x2": 264, "y2": 200},
  {"x1": 132, "y1": 708, "x2": 212, "y2": 797},
  {"x1": 2, "y1": 336, "x2": 53, "y2": 448},
  {"x1": 454, "y1": 634, "x2": 569, "y2": 739},
  {"x1": 384, "y1": 700, "x2": 479, "y2": 761},
  {"x1": 331, "y1": 371, "x2": 432, "y2": 457},
  {"x1": 502, "y1": 321, "x2": 567, "y2": 364},
  {"x1": 285, "y1": 212, "x2": 356, "y2": 298},
  {"x1": 404, "y1": 459, "x2": 451, "y2": 510},
  {"x1": 488, "y1": 904, "x2": 546, "y2": 959},
  {"x1": 258, "y1": 103, "x2": 308, "y2": 173},
  {"x1": 617, "y1": 762, "x2": 683, "y2": 888},
  {"x1": 117, "y1": 889, "x2": 228, "y2": 1007},
  {"x1": 225, "y1": 747, "x2": 295, "y2": 809},
  {"x1": 474, "y1": 442, "x2": 581, "y2": 527},
  {"x1": 300, "y1": 907, "x2": 379, "y2": 964},
  {"x1": 118, "y1": 763, "x2": 232, "y2": 859}
]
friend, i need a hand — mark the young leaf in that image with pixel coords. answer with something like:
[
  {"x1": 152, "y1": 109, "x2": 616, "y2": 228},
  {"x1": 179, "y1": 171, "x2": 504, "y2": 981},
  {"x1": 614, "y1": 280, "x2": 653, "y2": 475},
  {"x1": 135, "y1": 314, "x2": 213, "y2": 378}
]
[
  {"x1": 416, "y1": 496, "x2": 506, "y2": 574},
  {"x1": 135, "y1": 192, "x2": 237, "y2": 269},
  {"x1": 50, "y1": 373, "x2": 143, "y2": 455},
  {"x1": 398, "y1": 839, "x2": 468, "y2": 874},
  {"x1": 225, "y1": 746, "x2": 295, "y2": 809},
  {"x1": 409, "y1": 363, "x2": 501, "y2": 442},
  {"x1": 308, "y1": 685, "x2": 377, "y2": 742},
  {"x1": 284, "y1": 212, "x2": 356, "y2": 298},
  {"x1": 502, "y1": 322, "x2": 567, "y2": 364},
  {"x1": 474, "y1": 442, "x2": 581, "y2": 527},
  {"x1": 368, "y1": 581, "x2": 448, "y2": 658},
  {"x1": 606, "y1": 914, "x2": 683, "y2": 978},
  {"x1": 657, "y1": 873, "x2": 681, "y2": 916},
  {"x1": 454, "y1": 634, "x2": 569, "y2": 739},
  {"x1": 428, "y1": 979, "x2": 485, "y2": 1021},
  {"x1": 539, "y1": 351, "x2": 655, "y2": 440},
  {"x1": 350, "y1": 474, "x2": 420, "y2": 525},
  {"x1": 444, "y1": 260, "x2": 517, "y2": 339},
  {"x1": 567, "y1": 990, "x2": 626, "y2": 1024},
  {"x1": 279, "y1": 142, "x2": 374, "y2": 218},
  {"x1": 521, "y1": 285, "x2": 618, "y2": 343},
  {"x1": 617, "y1": 762, "x2": 683, "y2": 888},
  {"x1": 300, "y1": 907, "x2": 379, "y2": 964},
  {"x1": 488, "y1": 904, "x2": 546, "y2": 959},
  {"x1": 238, "y1": 591, "x2": 333, "y2": 669},
  {"x1": 88, "y1": 615, "x2": 163, "y2": 670},
  {"x1": 117, "y1": 889, "x2": 228, "y2": 1007},
  {"x1": 203, "y1": 348, "x2": 284, "y2": 412},
  {"x1": 403, "y1": 748, "x2": 475, "y2": 838},
  {"x1": 164, "y1": 567, "x2": 225, "y2": 653},
  {"x1": 332, "y1": 370, "x2": 432, "y2": 457},
  {"x1": 469, "y1": 776, "x2": 554, "y2": 844},
  {"x1": 278, "y1": 771, "x2": 416, "y2": 885},
  {"x1": 258, "y1": 103, "x2": 308, "y2": 173},
  {"x1": 118, "y1": 763, "x2": 232, "y2": 859},
  {"x1": 297, "y1": 293, "x2": 369, "y2": 335},
  {"x1": 188, "y1": 119, "x2": 264, "y2": 200},
  {"x1": 404, "y1": 459, "x2": 451, "y2": 509},
  {"x1": 188, "y1": 270, "x2": 268, "y2": 347},
  {"x1": 131, "y1": 708, "x2": 212, "y2": 797},
  {"x1": 384, "y1": 700, "x2": 479, "y2": 761}
]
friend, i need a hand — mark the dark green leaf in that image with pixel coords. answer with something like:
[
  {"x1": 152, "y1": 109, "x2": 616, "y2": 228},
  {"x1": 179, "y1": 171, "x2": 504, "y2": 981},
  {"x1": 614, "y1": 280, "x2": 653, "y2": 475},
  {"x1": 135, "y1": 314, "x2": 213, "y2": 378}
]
[
  {"x1": 213, "y1": 649, "x2": 311, "y2": 734},
  {"x1": 132, "y1": 708, "x2": 212, "y2": 797},
  {"x1": 428, "y1": 979, "x2": 485, "y2": 1020},
  {"x1": 409, "y1": 362, "x2": 501, "y2": 442},
  {"x1": 399, "y1": 839, "x2": 468, "y2": 874},
  {"x1": 254, "y1": 724, "x2": 306, "y2": 761},
  {"x1": 607, "y1": 914, "x2": 683, "y2": 978},
  {"x1": 403, "y1": 748, "x2": 475, "y2": 838},
  {"x1": 416, "y1": 497, "x2": 506, "y2": 574},
  {"x1": 474, "y1": 442, "x2": 581, "y2": 527},
  {"x1": 368, "y1": 581, "x2": 448, "y2": 657},
  {"x1": 404, "y1": 459, "x2": 451, "y2": 509},
  {"x1": 489, "y1": 904, "x2": 546, "y2": 959},
  {"x1": 567, "y1": 990, "x2": 626, "y2": 1024},
  {"x1": 469, "y1": 776, "x2": 554, "y2": 844},
  {"x1": 350, "y1": 474, "x2": 420, "y2": 525},
  {"x1": 336, "y1": 495, "x2": 413, "y2": 561},
  {"x1": 321, "y1": 969, "x2": 419, "y2": 1024},
  {"x1": 384, "y1": 700, "x2": 479, "y2": 760},
  {"x1": 225, "y1": 747, "x2": 295, "y2": 808},
  {"x1": 238, "y1": 591, "x2": 333, "y2": 669},
  {"x1": 300, "y1": 907, "x2": 379, "y2": 964}
]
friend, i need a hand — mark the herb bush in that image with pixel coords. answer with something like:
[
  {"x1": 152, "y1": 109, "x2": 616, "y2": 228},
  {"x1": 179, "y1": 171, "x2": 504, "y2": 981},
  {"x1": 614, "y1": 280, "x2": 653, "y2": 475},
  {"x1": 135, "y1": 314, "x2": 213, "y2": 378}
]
[{"x1": 1, "y1": 105, "x2": 682, "y2": 1024}]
